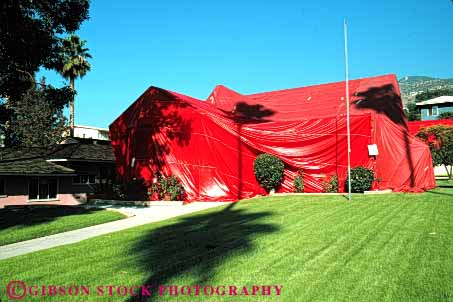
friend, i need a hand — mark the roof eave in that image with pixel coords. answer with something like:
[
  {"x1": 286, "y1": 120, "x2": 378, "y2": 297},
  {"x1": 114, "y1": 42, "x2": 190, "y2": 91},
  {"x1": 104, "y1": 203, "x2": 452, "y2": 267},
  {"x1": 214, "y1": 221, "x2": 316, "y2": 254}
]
[
  {"x1": 0, "y1": 173, "x2": 76, "y2": 176},
  {"x1": 46, "y1": 159, "x2": 115, "y2": 163}
]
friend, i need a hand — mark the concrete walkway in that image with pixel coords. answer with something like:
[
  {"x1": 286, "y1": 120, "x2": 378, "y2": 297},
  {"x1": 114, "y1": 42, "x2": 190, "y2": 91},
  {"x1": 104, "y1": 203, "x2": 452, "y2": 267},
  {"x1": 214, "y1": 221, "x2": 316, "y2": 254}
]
[{"x1": 0, "y1": 202, "x2": 230, "y2": 260}]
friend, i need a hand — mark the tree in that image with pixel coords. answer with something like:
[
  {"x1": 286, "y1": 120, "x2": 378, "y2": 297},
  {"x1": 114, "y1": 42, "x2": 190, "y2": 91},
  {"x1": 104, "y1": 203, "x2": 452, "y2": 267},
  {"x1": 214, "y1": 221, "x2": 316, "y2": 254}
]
[
  {"x1": 57, "y1": 35, "x2": 92, "y2": 135},
  {"x1": 415, "y1": 88, "x2": 453, "y2": 103},
  {"x1": 1, "y1": 0, "x2": 89, "y2": 146},
  {"x1": 405, "y1": 101, "x2": 421, "y2": 121},
  {"x1": 0, "y1": 0, "x2": 90, "y2": 100},
  {"x1": 7, "y1": 83, "x2": 69, "y2": 147},
  {"x1": 416, "y1": 125, "x2": 453, "y2": 179}
]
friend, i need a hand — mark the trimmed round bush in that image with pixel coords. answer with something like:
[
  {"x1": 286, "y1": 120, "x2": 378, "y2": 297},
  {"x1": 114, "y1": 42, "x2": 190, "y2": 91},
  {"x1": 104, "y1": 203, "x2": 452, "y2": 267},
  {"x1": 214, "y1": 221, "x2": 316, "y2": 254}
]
[
  {"x1": 345, "y1": 167, "x2": 375, "y2": 193},
  {"x1": 254, "y1": 153, "x2": 285, "y2": 191}
]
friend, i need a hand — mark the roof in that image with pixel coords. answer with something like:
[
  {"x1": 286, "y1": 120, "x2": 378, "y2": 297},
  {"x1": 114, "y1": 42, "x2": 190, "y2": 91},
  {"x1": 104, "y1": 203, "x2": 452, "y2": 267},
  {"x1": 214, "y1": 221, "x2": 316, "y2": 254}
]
[
  {"x1": 206, "y1": 74, "x2": 402, "y2": 122},
  {"x1": 74, "y1": 124, "x2": 109, "y2": 131},
  {"x1": 110, "y1": 74, "x2": 405, "y2": 132},
  {"x1": 48, "y1": 143, "x2": 115, "y2": 162},
  {"x1": 0, "y1": 158, "x2": 75, "y2": 175},
  {"x1": 0, "y1": 147, "x2": 75, "y2": 175},
  {"x1": 0, "y1": 140, "x2": 115, "y2": 176},
  {"x1": 416, "y1": 96, "x2": 453, "y2": 106}
]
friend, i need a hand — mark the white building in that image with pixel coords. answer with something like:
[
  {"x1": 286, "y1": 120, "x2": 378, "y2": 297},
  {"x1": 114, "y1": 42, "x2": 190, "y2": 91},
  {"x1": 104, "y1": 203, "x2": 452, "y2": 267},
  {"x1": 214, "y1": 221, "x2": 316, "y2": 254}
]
[{"x1": 73, "y1": 125, "x2": 110, "y2": 140}]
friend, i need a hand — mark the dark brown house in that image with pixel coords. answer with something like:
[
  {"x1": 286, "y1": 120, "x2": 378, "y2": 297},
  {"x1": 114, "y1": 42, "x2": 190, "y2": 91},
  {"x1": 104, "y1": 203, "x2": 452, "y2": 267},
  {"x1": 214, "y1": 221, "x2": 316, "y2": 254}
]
[{"x1": 0, "y1": 139, "x2": 115, "y2": 208}]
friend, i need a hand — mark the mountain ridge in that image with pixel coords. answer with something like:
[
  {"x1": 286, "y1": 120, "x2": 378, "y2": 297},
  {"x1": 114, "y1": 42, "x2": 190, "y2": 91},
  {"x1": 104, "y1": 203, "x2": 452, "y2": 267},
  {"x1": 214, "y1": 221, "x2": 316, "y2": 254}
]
[{"x1": 398, "y1": 76, "x2": 453, "y2": 104}]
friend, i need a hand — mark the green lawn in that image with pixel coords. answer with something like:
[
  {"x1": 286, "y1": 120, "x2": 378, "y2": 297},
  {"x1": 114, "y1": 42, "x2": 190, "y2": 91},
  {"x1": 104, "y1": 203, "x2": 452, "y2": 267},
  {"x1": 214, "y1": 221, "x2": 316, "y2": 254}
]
[
  {"x1": 1, "y1": 189, "x2": 452, "y2": 302},
  {"x1": 436, "y1": 178, "x2": 453, "y2": 187},
  {"x1": 0, "y1": 206, "x2": 126, "y2": 246}
]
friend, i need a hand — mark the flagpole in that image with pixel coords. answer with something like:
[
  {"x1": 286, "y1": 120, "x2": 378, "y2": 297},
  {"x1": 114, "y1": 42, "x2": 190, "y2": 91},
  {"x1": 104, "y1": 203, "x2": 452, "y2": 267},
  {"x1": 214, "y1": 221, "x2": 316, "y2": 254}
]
[{"x1": 344, "y1": 18, "x2": 352, "y2": 200}]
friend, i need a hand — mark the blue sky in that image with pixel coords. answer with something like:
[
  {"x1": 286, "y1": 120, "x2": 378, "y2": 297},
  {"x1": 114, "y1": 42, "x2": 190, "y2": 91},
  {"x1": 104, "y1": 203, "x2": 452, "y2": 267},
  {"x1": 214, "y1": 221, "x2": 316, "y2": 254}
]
[{"x1": 39, "y1": 0, "x2": 453, "y2": 128}]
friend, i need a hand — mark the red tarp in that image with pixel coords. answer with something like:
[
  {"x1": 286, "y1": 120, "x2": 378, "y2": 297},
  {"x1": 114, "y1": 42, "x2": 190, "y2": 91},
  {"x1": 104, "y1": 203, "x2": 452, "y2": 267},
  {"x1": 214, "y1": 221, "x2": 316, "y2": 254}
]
[
  {"x1": 407, "y1": 119, "x2": 453, "y2": 136},
  {"x1": 110, "y1": 74, "x2": 436, "y2": 201}
]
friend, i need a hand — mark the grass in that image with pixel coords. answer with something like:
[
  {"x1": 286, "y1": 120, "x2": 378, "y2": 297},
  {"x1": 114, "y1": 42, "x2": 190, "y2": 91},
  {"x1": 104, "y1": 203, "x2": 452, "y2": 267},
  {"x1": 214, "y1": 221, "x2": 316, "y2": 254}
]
[
  {"x1": 0, "y1": 206, "x2": 126, "y2": 246},
  {"x1": 0, "y1": 188, "x2": 452, "y2": 302},
  {"x1": 436, "y1": 178, "x2": 453, "y2": 187}
]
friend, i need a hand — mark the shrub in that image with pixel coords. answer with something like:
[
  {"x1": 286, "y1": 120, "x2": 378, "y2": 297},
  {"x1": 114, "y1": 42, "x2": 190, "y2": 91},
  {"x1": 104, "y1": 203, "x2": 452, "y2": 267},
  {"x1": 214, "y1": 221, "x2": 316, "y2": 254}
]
[
  {"x1": 323, "y1": 175, "x2": 338, "y2": 193},
  {"x1": 294, "y1": 171, "x2": 304, "y2": 193},
  {"x1": 111, "y1": 182, "x2": 127, "y2": 200},
  {"x1": 416, "y1": 125, "x2": 453, "y2": 180},
  {"x1": 345, "y1": 167, "x2": 374, "y2": 193},
  {"x1": 439, "y1": 112, "x2": 453, "y2": 119},
  {"x1": 93, "y1": 178, "x2": 149, "y2": 201},
  {"x1": 254, "y1": 153, "x2": 285, "y2": 192},
  {"x1": 150, "y1": 175, "x2": 185, "y2": 201}
]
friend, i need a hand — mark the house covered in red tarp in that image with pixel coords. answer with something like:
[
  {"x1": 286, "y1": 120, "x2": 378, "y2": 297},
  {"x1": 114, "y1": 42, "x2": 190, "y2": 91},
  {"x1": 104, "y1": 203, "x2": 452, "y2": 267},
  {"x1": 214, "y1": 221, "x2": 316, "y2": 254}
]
[{"x1": 110, "y1": 74, "x2": 436, "y2": 202}]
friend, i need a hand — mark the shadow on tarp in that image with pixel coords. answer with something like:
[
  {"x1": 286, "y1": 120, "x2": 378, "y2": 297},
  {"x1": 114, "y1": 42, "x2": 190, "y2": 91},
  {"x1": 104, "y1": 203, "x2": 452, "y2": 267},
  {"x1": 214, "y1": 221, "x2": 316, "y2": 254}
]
[
  {"x1": 126, "y1": 203, "x2": 278, "y2": 301},
  {"x1": 354, "y1": 84, "x2": 416, "y2": 188},
  {"x1": 222, "y1": 102, "x2": 276, "y2": 200},
  {"x1": 110, "y1": 87, "x2": 194, "y2": 179}
]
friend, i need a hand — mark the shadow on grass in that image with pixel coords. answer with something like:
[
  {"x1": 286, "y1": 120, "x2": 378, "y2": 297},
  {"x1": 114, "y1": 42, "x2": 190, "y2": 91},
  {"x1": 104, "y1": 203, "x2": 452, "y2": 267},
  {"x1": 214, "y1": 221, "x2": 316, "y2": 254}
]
[
  {"x1": 339, "y1": 194, "x2": 350, "y2": 201},
  {"x1": 426, "y1": 190, "x2": 453, "y2": 197},
  {"x1": 127, "y1": 203, "x2": 278, "y2": 301},
  {"x1": 0, "y1": 205, "x2": 103, "y2": 230}
]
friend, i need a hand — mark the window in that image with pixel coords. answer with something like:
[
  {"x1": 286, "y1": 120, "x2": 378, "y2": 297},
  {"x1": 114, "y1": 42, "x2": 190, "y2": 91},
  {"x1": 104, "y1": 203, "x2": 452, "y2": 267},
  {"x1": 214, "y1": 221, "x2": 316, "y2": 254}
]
[
  {"x1": 29, "y1": 178, "x2": 58, "y2": 200},
  {"x1": 89, "y1": 175, "x2": 96, "y2": 183},
  {"x1": 0, "y1": 179, "x2": 5, "y2": 196},
  {"x1": 99, "y1": 168, "x2": 110, "y2": 180},
  {"x1": 98, "y1": 131, "x2": 109, "y2": 140},
  {"x1": 433, "y1": 106, "x2": 439, "y2": 116},
  {"x1": 99, "y1": 168, "x2": 114, "y2": 184},
  {"x1": 73, "y1": 174, "x2": 97, "y2": 184},
  {"x1": 81, "y1": 175, "x2": 88, "y2": 184},
  {"x1": 428, "y1": 106, "x2": 439, "y2": 116}
]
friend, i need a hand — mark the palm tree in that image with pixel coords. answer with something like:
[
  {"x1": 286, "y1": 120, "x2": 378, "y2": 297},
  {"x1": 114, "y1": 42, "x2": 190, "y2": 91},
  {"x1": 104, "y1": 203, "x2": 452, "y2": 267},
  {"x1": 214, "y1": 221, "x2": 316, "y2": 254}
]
[{"x1": 58, "y1": 35, "x2": 92, "y2": 136}]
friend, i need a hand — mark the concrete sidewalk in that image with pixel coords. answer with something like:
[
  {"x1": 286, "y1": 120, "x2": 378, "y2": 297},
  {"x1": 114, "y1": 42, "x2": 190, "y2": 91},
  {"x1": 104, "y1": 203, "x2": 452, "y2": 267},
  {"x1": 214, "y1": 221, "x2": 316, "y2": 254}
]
[{"x1": 0, "y1": 201, "x2": 230, "y2": 260}]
